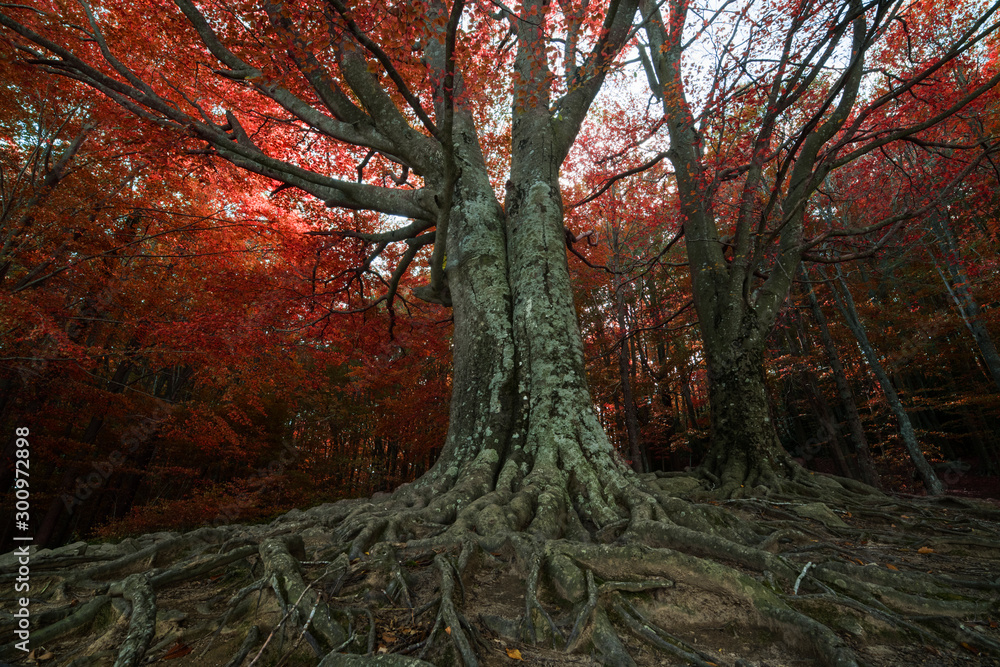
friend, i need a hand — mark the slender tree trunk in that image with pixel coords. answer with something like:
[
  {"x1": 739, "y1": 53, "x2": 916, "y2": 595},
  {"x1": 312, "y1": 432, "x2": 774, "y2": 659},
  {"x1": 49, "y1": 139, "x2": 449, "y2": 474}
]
[
  {"x1": 804, "y1": 373, "x2": 854, "y2": 478},
  {"x1": 788, "y1": 305, "x2": 854, "y2": 478},
  {"x1": 826, "y1": 269, "x2": 943, "y2": 495},
  {"x1": 679, "y1": 364, "x2": 698, "y2": 431},
  {"x1": 616, "y1": 321, "x2": 643, "y2": 472},
  {"x1": 802, "y1": 274, "x2": 880, "y2": 487},
  {"x1": 609, "y1": 225, "x2": 643, "y2": 472},
  {"x1": 927, "y1": 215, "x2": 1000, "y2": 391}
]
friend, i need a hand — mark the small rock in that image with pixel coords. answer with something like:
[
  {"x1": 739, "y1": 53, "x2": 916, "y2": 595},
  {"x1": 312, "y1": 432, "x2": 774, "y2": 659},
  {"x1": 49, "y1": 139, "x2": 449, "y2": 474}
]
[
  {"x1": 0, "y1": 545, "x2": 37, "y2": 570},
  {"x1": 117, "y1": 537, "x2": 141, "y2": 554},
  {"x1": 791, "y1": 502, "x2": 848, "y2": 528},
  {"x1": 155, "y1": 609, "x2": 188, "y2": 635}
]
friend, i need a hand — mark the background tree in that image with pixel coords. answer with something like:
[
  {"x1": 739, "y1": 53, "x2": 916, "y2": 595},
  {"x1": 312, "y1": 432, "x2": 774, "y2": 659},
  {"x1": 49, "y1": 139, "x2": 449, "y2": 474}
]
[{"x1": 639, "y1": 0, "x2": 1000, "y2": 495}]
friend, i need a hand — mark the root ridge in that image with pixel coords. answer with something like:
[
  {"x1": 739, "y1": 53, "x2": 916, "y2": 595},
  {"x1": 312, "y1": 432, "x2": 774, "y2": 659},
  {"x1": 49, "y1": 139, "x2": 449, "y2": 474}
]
[{"x1": 5, "y1": 476, "x2": 999, "y2": 666}]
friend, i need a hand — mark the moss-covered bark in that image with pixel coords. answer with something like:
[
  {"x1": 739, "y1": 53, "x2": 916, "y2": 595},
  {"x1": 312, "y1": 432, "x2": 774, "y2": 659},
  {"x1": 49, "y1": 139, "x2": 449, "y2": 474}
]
[{"x1": 700, "y1": 326, "x2": 804, "y2": 496}]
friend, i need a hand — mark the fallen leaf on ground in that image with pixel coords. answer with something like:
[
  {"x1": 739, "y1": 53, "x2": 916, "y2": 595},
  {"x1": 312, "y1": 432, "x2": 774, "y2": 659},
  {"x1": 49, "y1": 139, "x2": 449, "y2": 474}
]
[
  {"x1": 162, "y1": 642, "x2": 192, "y2": 660},
  {"x1": 506, "y1": 648, "x2": 523, "y2": 660},
  {"x1": 918, "y1": 546, "x2": 934, "y2": 554}
]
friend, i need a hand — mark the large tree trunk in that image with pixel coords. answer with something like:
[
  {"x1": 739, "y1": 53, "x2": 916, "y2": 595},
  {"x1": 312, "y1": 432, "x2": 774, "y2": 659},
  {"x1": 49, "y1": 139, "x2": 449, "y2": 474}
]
[
  {"x1": 402, "y1": 118, "x2": 517, "y2": 505},
  {"x1": 637, "y1": 0, "x2": 887, "y2": 494},
  {"x1": 699, "y1": 315, "x2": 799, "y2": 493},
  {"x1": 391, "y1": 104, "x2": 638, "y2": 537},
  {"x1": 503, "y1": 98, "x2": 637, "y2": 527},
  {"x1": 387, "y1": 0, "x2": 647, "y2": 535}
]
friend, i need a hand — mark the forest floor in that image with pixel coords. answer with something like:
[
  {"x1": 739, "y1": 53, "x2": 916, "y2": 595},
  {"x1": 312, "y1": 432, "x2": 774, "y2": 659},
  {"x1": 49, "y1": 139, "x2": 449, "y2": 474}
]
[{"x1": 2, "y1": 474, "x2": 999, "y2": 667}]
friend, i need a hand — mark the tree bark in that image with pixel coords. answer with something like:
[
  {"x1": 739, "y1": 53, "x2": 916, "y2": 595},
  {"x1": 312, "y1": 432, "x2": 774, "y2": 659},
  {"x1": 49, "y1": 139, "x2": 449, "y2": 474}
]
[
  {"x1": 637, "y1": 0, "x2": 871, "y2": 493},
  {"x1": 699, "y1": 314, "x2": 799, "y2": 491}
]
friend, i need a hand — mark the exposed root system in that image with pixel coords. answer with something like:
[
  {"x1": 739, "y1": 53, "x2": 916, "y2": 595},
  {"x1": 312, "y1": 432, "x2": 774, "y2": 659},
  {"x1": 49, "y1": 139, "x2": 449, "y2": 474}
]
[{"x1": 2, "y1": 473, "x2": 998, "y2": 666}]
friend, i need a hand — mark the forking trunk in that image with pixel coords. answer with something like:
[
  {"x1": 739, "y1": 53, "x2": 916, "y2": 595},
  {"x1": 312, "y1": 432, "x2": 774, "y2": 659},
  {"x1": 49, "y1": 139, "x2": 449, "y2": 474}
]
[{"x1": 398, "y1": 108, "x2": 638, "y2": 535}]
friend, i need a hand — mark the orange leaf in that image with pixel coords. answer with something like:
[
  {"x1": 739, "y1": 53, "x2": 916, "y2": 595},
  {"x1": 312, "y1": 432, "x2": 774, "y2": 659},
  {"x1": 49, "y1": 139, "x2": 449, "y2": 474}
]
[
  {"x1": 445, "y1": 626, "x2": 452, "y2": 635},
  {"x1": 886, "y1": 564, "x2": 898, "y2": 571},
  {"x1": 163, "y1": 642, "x2": 192, "y2": 660},
  {"x1": 506, "y1": 648, "x2": 523, "y2": 660},
  {"x1": 917, "y1": 546, "x2": 934, "y2": 554}
]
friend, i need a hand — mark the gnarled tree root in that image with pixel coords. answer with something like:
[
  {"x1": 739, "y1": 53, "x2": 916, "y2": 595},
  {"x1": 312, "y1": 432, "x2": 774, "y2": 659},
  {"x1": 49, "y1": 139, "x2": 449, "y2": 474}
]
[
  {"x1": 3, "y1": 474, "x2": 998, "y2": 666},
  {"x1": 112, "y1": 573, "x2": 156, "y2": 667}
]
